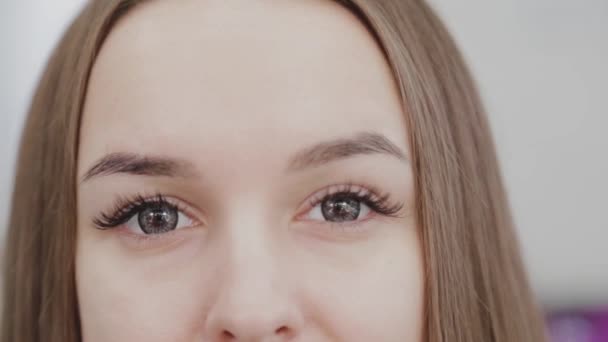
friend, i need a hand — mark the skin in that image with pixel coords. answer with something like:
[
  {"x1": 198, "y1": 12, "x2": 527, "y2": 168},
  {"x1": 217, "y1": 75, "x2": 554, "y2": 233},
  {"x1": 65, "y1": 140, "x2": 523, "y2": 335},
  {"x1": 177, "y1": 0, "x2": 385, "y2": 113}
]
[{"x1": 76, "y1": 0, "x2": 423, "y2": 341}]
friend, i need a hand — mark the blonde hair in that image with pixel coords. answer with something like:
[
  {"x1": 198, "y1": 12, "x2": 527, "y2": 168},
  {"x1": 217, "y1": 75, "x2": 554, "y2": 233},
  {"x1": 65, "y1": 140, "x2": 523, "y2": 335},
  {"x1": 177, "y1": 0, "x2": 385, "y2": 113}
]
[{"x1": 2, "y1": 1, "x2": 547, "y2": 341}]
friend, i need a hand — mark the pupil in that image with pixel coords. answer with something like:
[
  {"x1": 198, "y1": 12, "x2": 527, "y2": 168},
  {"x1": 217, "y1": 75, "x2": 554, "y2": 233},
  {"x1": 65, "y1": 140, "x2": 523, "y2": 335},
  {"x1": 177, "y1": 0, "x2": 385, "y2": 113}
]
[
  {"x1": 138, "y1": 204, "x2": 178, "y2": 234},
  {"x1": 321, "y1": 195, "x2": 361, "y2": 222}
]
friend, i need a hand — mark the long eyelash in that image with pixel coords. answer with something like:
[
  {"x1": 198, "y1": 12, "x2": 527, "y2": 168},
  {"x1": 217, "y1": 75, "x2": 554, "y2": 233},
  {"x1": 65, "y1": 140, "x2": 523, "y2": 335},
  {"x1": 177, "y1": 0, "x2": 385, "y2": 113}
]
[
  {"x1": 93, "y1": 193, "x2": 176, "y2": 230},
  {"x1": 309, "y1": 183, "x2": 404, "y2": 218}
]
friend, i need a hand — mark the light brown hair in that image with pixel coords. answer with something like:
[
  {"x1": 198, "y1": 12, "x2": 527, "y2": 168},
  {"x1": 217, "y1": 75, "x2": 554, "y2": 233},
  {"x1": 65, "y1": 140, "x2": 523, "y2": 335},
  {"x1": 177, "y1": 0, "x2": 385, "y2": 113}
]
[{"x1": 1, "y1": 1, "x2": 547, "y2": 341}]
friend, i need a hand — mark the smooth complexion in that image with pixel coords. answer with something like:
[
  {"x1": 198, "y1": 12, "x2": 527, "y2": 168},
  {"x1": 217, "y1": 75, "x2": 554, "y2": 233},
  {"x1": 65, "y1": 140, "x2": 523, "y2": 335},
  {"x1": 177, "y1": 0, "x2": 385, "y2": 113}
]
[{"x1": 76, "y1": 0, "x2": 423, "y2": 340}]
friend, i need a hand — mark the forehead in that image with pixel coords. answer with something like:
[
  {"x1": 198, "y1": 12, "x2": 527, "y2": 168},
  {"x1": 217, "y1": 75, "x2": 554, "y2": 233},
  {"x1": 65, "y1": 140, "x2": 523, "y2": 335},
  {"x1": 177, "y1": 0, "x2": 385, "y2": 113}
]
[{"x1": 79, "y1": 0, "x2": 408, "y2": 176}]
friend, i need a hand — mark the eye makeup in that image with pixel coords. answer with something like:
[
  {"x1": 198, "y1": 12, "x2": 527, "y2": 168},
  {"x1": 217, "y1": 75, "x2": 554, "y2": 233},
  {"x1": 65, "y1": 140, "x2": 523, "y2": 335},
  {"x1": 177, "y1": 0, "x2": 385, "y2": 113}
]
[
  {"x1": 301, "y1": 182, "x2": 404, "y2": 220},
  {"x1": 295, "y1": 181, "x2": 405, "y2": 234},
  {"x1": 90, "y1": 181, "x2": 405, "y2": 245}
]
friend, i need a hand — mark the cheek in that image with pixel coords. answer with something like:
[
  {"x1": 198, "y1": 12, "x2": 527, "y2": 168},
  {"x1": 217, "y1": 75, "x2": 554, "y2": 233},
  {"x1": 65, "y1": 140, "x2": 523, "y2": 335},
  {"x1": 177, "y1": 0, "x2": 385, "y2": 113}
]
[
  {"x1": 302, "y1": 226, "x2": 424, "y2": 341},
  {"x1": 75, "y1": 233, "x2": 211, "y2": 341},
  {"x1": 75, "y1": 221, "x2": 424, "y2": 341}
]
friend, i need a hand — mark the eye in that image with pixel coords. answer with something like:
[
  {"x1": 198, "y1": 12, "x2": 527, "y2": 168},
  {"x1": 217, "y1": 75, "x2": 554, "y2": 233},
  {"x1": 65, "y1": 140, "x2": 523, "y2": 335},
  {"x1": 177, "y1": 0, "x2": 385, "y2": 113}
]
[
  {"x1": 308, "y1": 193, "x2": 371, "y2": 222},
  {"x1": 93, "y1": 194, "x2": 197, "y2": 235},
  {"x1": 300, "y1": 184, "x2": 403, "y2": 224},
  {"x1": 123, "y1": 201, "x2": 194, "y2": 235}
]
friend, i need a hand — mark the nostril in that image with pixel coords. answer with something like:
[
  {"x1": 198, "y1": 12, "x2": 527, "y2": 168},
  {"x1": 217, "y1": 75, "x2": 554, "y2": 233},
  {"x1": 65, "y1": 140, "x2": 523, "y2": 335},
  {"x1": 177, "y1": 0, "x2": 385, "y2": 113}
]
[
  {"x1": 275, "y1": 325, "x2": 289, "y2": 335},
  {"x1": 221, "y1": 326, "x2": 289, "y2": 339},
  {"x1": 222, "y1": 330, "x2": 235, "y2": 339}
]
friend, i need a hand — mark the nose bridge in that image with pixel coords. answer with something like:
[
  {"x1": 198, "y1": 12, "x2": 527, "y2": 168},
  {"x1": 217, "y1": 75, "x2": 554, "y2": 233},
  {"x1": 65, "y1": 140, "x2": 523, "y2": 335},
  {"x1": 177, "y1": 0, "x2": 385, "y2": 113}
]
[
  {"x1": 223, "y1": 222, "x2": 283, "y2": 306},
  {"x1": 214, "y1": 193, "x2": 289, "y2": 294},
  {"x1": 205, "y1": 215, "x2": 302, "y2": 340}
]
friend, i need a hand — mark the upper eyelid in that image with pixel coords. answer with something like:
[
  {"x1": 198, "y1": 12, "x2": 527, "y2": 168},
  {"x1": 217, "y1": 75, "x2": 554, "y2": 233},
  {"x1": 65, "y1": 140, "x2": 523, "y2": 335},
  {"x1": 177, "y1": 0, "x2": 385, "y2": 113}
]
[
  {"x1": 95, "y1": 182, "x2": 390, "y2": 226},
  {"x1": 94, "y1": 194, "x2": 202, "y2": 229},
  {"x1": 142, "y1": 196, "x2": 202, "y2": 224},
  {"x1": 307, "y1": 183, "x2": 377, "y2": 204},
  {"x1": 295, "y1": 183, "x2": 381, "y2": 215}
]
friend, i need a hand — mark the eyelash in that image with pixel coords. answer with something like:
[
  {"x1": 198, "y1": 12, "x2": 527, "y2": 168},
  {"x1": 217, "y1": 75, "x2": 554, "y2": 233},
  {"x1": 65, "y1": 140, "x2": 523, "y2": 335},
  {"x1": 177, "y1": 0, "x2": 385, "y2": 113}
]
[
  {"x1": 303, "y1": 182, "x2": 404, "y2": 219},
  {"x1": 92, "y1": 184, "x2": 404, "y2": 232},
  {"x1": 93, "y1": 193, "x2": 186, "y2": 229}
]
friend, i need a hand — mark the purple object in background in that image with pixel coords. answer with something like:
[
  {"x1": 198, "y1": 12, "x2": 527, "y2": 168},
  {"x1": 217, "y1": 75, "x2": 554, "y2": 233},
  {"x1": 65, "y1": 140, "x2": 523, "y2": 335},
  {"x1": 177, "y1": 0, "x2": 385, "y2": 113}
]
[{"x1": 548, "y1": 308, "x2": 608, "y2": 342}]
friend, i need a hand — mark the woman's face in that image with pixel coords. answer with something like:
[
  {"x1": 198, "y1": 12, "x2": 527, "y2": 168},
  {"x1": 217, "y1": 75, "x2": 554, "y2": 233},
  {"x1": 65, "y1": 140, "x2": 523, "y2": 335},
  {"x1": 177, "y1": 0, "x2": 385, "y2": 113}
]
[{"x1": 76, "y1": 1, "x2": 423, "y2": 341}]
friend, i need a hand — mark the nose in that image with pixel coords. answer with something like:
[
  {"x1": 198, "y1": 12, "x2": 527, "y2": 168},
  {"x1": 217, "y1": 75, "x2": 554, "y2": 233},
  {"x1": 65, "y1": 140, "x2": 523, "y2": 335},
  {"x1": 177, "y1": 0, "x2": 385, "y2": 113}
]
[
  {"x1": 206, "y1": 301, "x2": 299, "y2": 342},
  {"x1": 204, "y1": 228, "x2": 303, "y2": 341}
]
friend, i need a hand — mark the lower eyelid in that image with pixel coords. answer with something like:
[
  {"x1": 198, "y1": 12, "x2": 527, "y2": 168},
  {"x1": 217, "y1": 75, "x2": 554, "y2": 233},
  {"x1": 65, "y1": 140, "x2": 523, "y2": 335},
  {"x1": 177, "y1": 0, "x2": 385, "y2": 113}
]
[
  {"x1": 116, "y1": 222, "x2": 197, "y2": 241},
  {"x1": 114, "y1": 228, "x2": 191, "y2": 252}
]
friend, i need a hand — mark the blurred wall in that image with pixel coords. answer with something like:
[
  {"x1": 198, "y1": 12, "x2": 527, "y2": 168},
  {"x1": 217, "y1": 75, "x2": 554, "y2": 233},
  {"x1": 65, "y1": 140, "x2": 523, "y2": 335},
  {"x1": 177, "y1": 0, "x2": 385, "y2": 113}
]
[{"x1": 1, "y1": 0, "x2": 607, "y2": 309}]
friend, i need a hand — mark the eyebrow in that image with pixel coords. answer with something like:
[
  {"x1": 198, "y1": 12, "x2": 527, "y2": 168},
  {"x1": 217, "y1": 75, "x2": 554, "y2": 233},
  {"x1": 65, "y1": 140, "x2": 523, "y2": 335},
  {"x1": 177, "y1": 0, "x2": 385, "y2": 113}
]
[
  {"x1": 81, "y1": 131, "x2": 407, "y2": 182},
  {"x1": 81, "y1": 153, "x2": 197, "y2": 183},
  {"x1": 286, "y1": 131, "x2": 407, "y2": 171}
]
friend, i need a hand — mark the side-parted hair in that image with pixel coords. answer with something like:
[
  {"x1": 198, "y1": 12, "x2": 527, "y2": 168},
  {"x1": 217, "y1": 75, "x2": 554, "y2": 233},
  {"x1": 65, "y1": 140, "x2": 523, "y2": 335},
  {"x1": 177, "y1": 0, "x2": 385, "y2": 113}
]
[{"x1": 1, "y1": 1, "x2": 547, "y2": 341}]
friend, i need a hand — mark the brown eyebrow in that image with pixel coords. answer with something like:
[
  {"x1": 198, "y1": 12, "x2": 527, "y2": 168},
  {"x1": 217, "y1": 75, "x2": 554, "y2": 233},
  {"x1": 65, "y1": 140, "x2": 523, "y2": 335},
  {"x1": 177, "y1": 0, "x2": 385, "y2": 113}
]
[
  {"x1": 80, "y1": 153, "x2": 197, "y2": 182},
  {"x1": 286, "y1": 131, "x2": 408, "y2": 171},
  {"x1": 81, "y1": 132, "x2": 406, "y2": 182}
]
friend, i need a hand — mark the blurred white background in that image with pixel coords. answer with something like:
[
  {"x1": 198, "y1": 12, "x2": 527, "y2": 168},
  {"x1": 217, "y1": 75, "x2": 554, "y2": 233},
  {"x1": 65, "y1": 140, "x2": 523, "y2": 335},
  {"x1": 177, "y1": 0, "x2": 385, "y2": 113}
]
[{"x1": 1, "y1": 0, "x2": 606, "y2": 309}]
